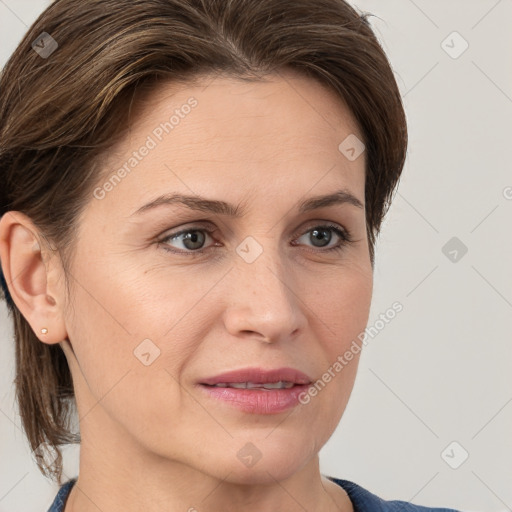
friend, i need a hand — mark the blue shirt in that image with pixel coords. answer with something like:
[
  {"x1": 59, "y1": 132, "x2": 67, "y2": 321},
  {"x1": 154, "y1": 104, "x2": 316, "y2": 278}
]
[{"x1": 47, "y1": 476, "x2": 461, "y2": 511}]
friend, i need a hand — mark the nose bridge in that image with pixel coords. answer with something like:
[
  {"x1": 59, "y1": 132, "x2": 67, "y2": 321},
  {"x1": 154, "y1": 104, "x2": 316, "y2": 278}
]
[
  {"x1": 236, "y1": 236, "x2": 291, "y2": 304},
  {"x1": 226, "y1": 235, "x2": 304, "y2": 340}
]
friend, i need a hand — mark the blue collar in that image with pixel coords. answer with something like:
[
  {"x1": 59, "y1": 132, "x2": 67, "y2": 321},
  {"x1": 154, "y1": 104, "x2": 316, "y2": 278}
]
[{"x1": 47, "y1": 476, "x2": 460, "y2": 512}]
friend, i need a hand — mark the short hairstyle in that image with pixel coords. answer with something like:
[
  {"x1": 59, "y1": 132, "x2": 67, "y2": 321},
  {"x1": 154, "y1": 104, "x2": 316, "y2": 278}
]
[{"x1": 0, "y1": 0, "x2": 407, "y2": 484}]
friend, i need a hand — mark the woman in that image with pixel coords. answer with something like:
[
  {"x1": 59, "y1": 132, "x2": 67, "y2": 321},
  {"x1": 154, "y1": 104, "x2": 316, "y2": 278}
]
[{"x1": 0, "y1": 0, "x2": 462, "y2": 510}]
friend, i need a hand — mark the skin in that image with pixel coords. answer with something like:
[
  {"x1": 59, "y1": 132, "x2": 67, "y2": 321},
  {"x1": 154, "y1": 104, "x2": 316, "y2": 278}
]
[{"x1": 0, "y1": 69, "x2": 373, "y2": 512}]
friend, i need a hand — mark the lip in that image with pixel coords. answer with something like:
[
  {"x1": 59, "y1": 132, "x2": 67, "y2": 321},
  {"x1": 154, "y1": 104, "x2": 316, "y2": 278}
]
[
  {"x1": 197, "y1": 367, "x2": 313, "y2": 415},
  {"x1": 199, "y1": 367, "x2": 313, "y2": 386}
]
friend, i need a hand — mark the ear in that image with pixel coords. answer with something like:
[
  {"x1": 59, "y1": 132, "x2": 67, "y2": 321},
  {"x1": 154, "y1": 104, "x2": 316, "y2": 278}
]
[{"x1": 0, "y1": 211, "x2": 68, "y2": 345}]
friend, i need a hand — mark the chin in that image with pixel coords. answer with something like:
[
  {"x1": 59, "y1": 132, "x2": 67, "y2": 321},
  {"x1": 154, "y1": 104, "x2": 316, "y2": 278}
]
[
  {"x1": 205, "y1": 433, "x2": 317, "y2": 485},
  {"x1": 214, "y1": 459, "x2": 306, "y2": 486}
]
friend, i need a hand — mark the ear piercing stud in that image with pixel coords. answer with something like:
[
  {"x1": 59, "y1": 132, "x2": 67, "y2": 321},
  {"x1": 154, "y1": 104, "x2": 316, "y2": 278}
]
[{"x1": 41, "y1": 328, "x2": 48, "y2": 334}]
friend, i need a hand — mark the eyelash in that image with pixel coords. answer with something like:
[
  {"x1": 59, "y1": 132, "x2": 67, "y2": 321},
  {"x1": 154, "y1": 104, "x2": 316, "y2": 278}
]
[{"x1": 156, "y1": 222, "x2": 355, "y2": 256}]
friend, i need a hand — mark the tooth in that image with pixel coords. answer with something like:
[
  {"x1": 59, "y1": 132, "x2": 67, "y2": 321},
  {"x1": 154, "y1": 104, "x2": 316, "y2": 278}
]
[
  {"x1": 262, "y1": 381, "x2": 294, "y2": 389},
  {"x1": 227, "y1": 382, "x2": 248, "y2": 389},
  {"x1": 210, "y1": 381, "x2": 296, "y2": 389}
]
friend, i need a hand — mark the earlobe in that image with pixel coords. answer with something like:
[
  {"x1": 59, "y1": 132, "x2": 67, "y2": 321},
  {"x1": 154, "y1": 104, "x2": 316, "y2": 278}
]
[{"x1": 0, "y1": 211, "x2": 68, "y2": 345}]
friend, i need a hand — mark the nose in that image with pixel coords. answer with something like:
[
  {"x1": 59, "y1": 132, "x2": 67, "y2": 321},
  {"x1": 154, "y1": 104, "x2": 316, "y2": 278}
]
[{"x1": 221, "y1": 245, "x2": 307, "y2": 344}]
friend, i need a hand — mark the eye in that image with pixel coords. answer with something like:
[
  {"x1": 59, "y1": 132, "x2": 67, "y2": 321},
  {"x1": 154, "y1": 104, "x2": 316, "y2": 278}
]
[
  {"x1": 293, "y1": 223, "x2": 355, "y2": 253},
  {"x1": 157, "y1": 225, "x2": 217, "y2": 254},
  {"x1": 157, "y1": 222, "x2": 355, "y2": 256}
]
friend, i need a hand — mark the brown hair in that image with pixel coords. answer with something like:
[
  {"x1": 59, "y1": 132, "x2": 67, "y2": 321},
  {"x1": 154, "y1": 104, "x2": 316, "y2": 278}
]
[{"x1": 0, "y1": 0, "x2": 407, "y2": 484}]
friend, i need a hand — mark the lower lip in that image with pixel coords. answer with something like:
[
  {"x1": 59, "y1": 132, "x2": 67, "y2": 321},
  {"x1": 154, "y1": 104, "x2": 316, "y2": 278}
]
[{"x1": 198, "y1": 384, "x2": 311, "y2": 414}]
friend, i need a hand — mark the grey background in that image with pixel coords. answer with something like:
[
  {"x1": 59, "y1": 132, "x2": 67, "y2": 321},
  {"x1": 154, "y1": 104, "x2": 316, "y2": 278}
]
[{"x1": 1, "y1": 1, "x2": 511, "y2": 511}]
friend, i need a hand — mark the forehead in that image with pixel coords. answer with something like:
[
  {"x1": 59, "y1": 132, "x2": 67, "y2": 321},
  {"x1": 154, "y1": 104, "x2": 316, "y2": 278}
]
[
  {"x1": 91, "y1": 70, "x2": 365, "y2": 217},
  {"x1": 131, "y1": 69, "x2": 362, "y2": 143}
]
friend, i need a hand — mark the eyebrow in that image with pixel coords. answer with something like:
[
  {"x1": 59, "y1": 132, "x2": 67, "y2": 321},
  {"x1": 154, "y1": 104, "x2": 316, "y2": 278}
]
[{"x1": 130, "y1": 188, "x2": 364, "y2": 218}]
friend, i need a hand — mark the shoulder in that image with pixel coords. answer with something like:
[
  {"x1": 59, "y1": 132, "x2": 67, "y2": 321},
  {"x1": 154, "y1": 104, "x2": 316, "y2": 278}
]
[
  {"x1": 46, "y1": 478, "x2": 76, "y2": 512},
  {"x1": 328, "y1": 476, "x2": 462, "y2": 512}
]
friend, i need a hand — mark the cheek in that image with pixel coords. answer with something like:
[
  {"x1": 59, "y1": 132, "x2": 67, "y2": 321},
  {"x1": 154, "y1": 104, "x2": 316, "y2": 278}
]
[
  {"x1": 303, "y1": 266, "x2": 371, "y2": 417},
  {"x1": 312, "y1": 263, "x2": 373, "y2": 346},
  {"x1": 65, "y1": 286, "x2": 197, "y2": 451},
  {"x1": 67, "y1": 256, "x2": 202, "y2": 352},
  {"x1": 63, "y1": 259, "x2": 210, "y2": 422}
]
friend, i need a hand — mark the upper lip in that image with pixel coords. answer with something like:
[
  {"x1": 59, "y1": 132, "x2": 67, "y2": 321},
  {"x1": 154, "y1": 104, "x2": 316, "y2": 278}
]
[{"x1": 200, "y1": 367, "x2": 312, "y2": 386}]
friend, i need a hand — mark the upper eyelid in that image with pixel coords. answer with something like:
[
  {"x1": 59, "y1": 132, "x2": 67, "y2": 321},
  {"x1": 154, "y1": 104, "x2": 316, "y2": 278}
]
[{"x1": 160, "y1": 219, "x2": 347, "y2": 238}]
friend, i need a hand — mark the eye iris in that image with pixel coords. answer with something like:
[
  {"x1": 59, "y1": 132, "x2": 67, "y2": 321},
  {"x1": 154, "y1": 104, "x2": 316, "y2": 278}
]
[
  {"x1": 310, "y1": 227, "x2": 332, "y2": 247},
  {"x1": 182, "y1": 230, "x2": 205, "y2": 250}
]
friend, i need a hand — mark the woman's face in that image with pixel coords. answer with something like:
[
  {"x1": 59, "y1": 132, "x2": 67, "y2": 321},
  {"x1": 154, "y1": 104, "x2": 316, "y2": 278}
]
[{"x1": 60, "y1": 70, "x2": 373, "y2": 484}]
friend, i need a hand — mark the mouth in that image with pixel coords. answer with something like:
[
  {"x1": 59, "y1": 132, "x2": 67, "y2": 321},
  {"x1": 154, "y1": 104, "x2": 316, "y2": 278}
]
[{"x1": 197, "y1": 367, "x2": 313, "y2": 414}]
